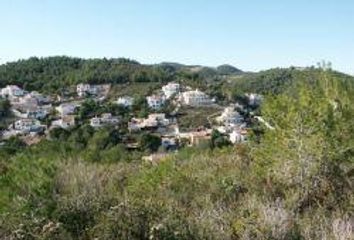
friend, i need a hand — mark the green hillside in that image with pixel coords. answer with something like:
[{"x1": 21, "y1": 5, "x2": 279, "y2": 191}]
[
  {"x1": 0, "y1": 66, "x2": 353, "y2": 239},
  {"x1": 0, "y1": 57, "x2": 244, "y2": 94},
  {"x1": 0, "y1": 57, "x2": 173, "y2": 93}
]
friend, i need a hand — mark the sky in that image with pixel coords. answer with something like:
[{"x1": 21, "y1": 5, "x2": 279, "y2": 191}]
[{"x1": 0, "y1": 0, "x2": 353, "y2": 74}]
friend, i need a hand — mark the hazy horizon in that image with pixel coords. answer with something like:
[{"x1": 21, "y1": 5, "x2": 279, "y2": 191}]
[{"x1": 1, "y1": 0, "x2": 353, "y2": 75}]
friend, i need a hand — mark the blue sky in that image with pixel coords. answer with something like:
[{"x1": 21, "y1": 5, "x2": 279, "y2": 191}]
[{"x1": 1, "y1": 0, "x2": 353, "y2": 74}]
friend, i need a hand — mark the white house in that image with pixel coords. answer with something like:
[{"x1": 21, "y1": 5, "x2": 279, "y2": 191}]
[
  {"x1": 25, "y1": 108, "x2": 48, "y2": 119},
  {"x1": 51, "y1": 116, "x2": 76, "y2": 129},
  {"x1": 76, "y1": 83, "x2": 111, "y2": 97},
  {"x1": 13, "y1": 91, "x2": 51, "y2": 107},
  {"x1": 229, "y1": 129, "x2": 248, "y2": 144},
  {"x1": 56, "y1": 103, "x2": 77, "y2": 116},
  {"x1": 117, "y1": 96, "x2": 134, "y2": 108},
  {"x1": 162, "y1": 82, "x2": 180, "y2": 99},
  {"x1": 11, "y1": 119, "x2": 43, "y2": 133},
  {"x1": 12, "y1": 106, "x2": 48, "y2": 120},
  {"x1": 18, "y1": 94, "x2": 39, "y2": 106},
  {"x1": 217, "y1": 107, "x2": 244, "y2": 126},
  {"x1": 28, "y1": 91, "x2": 51, "y2": 104},
  {"x1": 128, "y1": 118, "x2": 144, "y2": 132},
  {"x1": 90, "y1": 117, "x2": 101, "y2": 128},
  {"x1": 1, "y1": 85, "x2": 25, "y2": 98},
  {"x1": 147, "y1": 95, "x2": 166, "y2": 110},
  {"x1": 101, "y1": 113, "x2": 119, "y2": 124},
  {"x1": 180, "y1": 89, "x2": 212, "y2": 106},
  {"x1": 178, "y1": 128, "x2": 212, "y2": 146},
  {"x1": 90, "y1": 113, "x2": 119, "y2": 128},
  {"x1": 128, "y1": 113, "x2": 170, "y2": 131},
  {"x1": 246, "y1": 93, "x2": 262, "y2": 106},
  {"x1": 77, "y1": 83, "x2": 98, "y2": 97},
  {"x1": 144, "y1": 113, "x2": 169, "y2": 127}
]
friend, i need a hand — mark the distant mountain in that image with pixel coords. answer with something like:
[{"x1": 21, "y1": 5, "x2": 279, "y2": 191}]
[
  {"x1": 158, "y1": 62, "x2": 186, "y2": 69},
  {"x1": 216, "y1": 64, "x2": 243, "y2": 75}
]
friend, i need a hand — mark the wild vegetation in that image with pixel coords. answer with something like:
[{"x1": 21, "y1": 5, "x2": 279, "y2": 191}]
[
  {"x1": 0, "y1": 58, "x2": 353, "y2": 239},
  {"x1": 0, "y1": 57, "x2": 243, "y2": 95},
  {"x1": 0, "y1": 57, "x2": 174, "y2": 93}
]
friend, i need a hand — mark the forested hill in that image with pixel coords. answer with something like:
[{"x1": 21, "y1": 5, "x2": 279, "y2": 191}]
[
  {"x1": 0, "y1": 57, "x2": 173, "y2": 92},
  {"x1": 0, "y1": 56, "x2": 244, "y2": 93},
  {"x1": 1, "y1": 56, "x2": 353, "y2": 102},
  {"x1": 225, "y1": 67, "x2": 354, "y2": 95}
]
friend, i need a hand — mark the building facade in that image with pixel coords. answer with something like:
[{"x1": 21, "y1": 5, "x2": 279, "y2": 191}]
[
  {"x1": 162, "y1": 82, "x2": 180, "y2": 99},
  {"x1": 147, "y1": 95, "x2": 166, "y2": 110},
  {"x1": 180, "y1": 89, "x2": 212, "y2": 106},
  {"x1": 117, "y1": 96, "x2": 134, "y2": 107}
]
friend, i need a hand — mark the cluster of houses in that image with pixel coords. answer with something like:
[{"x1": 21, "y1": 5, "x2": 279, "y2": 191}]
[
  {"x1": 3, "y1": 118, "x2": 45, "y2": 139},
  {"x1": 1, "y1": 85, "x2": 52, "y2": 120},
  {"x1": 0, "y1": 85, "x2": 76, "y2": 138},
  {"x1": 0, "y1": 83, "x2": 115, "y2": 139},
  {"x1": 215, "y1": 105, "x2": 248, "y2": 143},
  {"x1": 1, "y1": 82, "x2": 261, "y2": 155},
  {"x1": 0, "y1": 85, "x2": 51, "y2": 138},
  {"x1": 116, "y1": 82, "x2": 215, "y2": 111}
]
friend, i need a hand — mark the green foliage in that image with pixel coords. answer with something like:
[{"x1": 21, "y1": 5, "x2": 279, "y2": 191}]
[
  {"x1": 77, "y1": 99, "x2": 129, "y2": 124},
  {"x1": 0, "y1": 98, "x2": 11, "y2": 118},
  {"x1": 249, "y1": 71, "x2": 353, "y2": 235},
  {"x1": 178, "y1": 106, "x2": 219, "y2": 131},
  {"x1": 0, "y1": 136, "x2": 26, "y2": 155},
  {"x1": 139, "y1": 133, "x2": 162, "y2": 153},
  {"x1": 0, "y1": 57, "x2": 174, "y2": 93},
  {"x1": 50, "y1": 127, "x2": 71, "y2": 141},
  {"x1": 132, "y1": 95, "x2": 149, "y2": 118},
  {"x1": 211, "y1": 129, "x2": 232, "y2": 149}
]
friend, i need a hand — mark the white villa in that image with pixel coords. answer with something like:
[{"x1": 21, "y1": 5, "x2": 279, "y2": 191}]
[
  {"x1": 246, "y1": 93, "x2": 262, "y2": 106},
  {"x1": 90, "y1": 113, "x2": 119, "y2": 128},
  {"x1": 56, "y1": 103, "x2": 77, "y2": 116},
  {"x1": 12, "y1": 106, "x2": 48, "y2": 120},
  {"x1": 117, "y1": 96, "x2": 134, "y2": 107},
  {"x1": 144, "y1": 113, "x2": 170, "y2": 127},
  {"x1": 162, "y1": 82, "x2": 180, "y2": 99},
  {"x1": 4, "y1": 119, "x2": 45, "y2": 137},
  {"x1": 1, "y1": 85, "x2": 25, "y2": 99},
  {"x1": 51, "y1": 116, "x2": 76, "y2": 129},
  {"x1": 180, "y1": 89, "x2": 212, "y2": 106},
  {"x1": 128, "y1": 113, "x2": 170, "y2": 131},
  {"x1": 177, "y1": 128, "x2": 213, "y2": 146},
  {"x1": 27, "y1": 91, "x2": 51, "y2": 104},
  {"x1": 77, "y1": 84, "x2": 98, "y2": 97},
  {"x1": 229, "y1": 129, "x2": 248, "y2": 144},
  {"x1": 9, "y1": 91, "x2": 51, "y2": 107},
  {"x1": 217, "y1": 106, "x2": 244, "y2": 126},
  {"x1": 76, "y1": 83, "x2": 111, "y2": 97},
  {"x1": 17, "y1": 94, "x2": 39, "y2": 106},
  {"x1": 146, "y1": 95, "x2": 166, "y2": 110}
]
